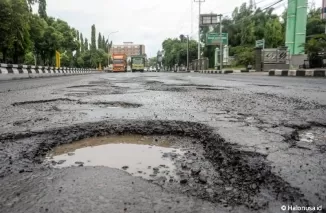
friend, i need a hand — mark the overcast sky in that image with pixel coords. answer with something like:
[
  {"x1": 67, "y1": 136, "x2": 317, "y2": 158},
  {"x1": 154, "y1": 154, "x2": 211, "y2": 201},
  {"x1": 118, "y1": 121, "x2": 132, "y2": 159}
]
[{"x1": 35, "y1": 0, "x2": 320, "y2": 57}]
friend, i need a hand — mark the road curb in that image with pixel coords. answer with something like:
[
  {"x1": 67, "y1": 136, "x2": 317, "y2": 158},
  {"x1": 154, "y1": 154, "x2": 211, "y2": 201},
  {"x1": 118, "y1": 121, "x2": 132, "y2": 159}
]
[
  {"x1": 268, "y1": 69, "x2": 326, "y2": 77},
  {"x1": 0, "y1": 63, "x2": 99, "y2": 81},
  {"x1": 196, "y1": 69, "x2": 256, "y2": 74}
]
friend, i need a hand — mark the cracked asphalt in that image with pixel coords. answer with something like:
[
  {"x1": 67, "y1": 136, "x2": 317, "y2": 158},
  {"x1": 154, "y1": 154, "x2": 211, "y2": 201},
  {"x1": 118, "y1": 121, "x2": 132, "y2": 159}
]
[{"x1": 0, "y1": 72, "x2": 325, "y2": 213}]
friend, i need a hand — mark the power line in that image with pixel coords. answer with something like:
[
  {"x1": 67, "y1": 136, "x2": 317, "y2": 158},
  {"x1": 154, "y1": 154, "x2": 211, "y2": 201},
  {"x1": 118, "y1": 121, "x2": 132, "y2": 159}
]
[
  {"x1": 221, "y1": 0, "x2": 276, "y2": 15},
  {"x1": 261, "y1": 0, "x2": 284, "y2": 10}
]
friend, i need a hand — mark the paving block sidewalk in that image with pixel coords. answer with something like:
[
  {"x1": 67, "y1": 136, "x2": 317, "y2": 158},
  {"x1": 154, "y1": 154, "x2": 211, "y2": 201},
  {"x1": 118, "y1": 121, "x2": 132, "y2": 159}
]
[{"x1": 269, "y1": 69, "x2": 326, "y2": 77}]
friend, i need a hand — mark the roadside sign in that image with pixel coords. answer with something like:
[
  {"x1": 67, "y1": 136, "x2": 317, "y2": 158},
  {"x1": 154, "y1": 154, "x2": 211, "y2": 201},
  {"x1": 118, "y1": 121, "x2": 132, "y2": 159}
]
[
  {"x1": 55, "y1": 50, "x2": 61, "y2": 68},
  {"x1": 255, "y1": 39, "x2": 265, "y2": 49},
  {"x1": 206, "y1": 33, "x2": 228, "y2": 46}
]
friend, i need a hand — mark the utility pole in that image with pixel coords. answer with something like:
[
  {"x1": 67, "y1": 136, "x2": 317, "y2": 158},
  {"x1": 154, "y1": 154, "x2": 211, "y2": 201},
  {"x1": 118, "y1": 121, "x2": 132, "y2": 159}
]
[
  {"x1": 218, "y1": 14, "x2": 223, "y2": 70},
  {"x1": 187, "y1": 35, "x2": 189, "y2": 71},
  {"x1": 194, "y1": 0, "x2": 205, "y2": 60}
]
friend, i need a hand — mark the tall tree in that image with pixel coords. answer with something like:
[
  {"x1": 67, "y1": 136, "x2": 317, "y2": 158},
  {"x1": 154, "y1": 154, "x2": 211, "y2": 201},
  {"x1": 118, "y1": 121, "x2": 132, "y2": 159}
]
[
  {"x1": 80, "y1": 33, "x2": 84, "y2": 52},
  {"x1": 0, "y1": 0, "x2": 13, "y2": 62},
  {"x1": 91, "y1": 24, "x2": 96, "y2": 50},
  {"x1": 102, "y1": 35, "x2": 107, "y2": 52},
  {"x1": 38, "y1": 0, "x2": 47, "y2": 19},
  {"x1": 98, "y1": 32, "x2": 102, "y2": 50},
  {"x1": 10, "y1": 0, "x2": 31, "y2": 63},
  {"x1": 29, "y1": 14, "x2": 48, "y2": 65},
  {"x1": 85, "y1": 38, "x2": 89, "y2": 51}
]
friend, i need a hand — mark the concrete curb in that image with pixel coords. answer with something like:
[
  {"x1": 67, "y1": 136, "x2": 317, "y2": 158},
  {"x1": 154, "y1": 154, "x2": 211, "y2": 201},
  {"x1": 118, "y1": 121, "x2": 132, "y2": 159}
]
[
  {"x1": 197, "y1": 69, "x2": 256, "y2": 74},
  {"x1": 268, "y1": 69, "x2": 326, "y2": 77},
  {"x1": 0, "y1": 63, "x2": 99, "y2": 81}
]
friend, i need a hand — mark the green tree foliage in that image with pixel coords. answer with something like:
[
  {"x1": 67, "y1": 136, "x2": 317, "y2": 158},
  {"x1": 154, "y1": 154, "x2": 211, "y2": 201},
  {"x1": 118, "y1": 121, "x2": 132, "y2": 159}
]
[
  {"x1": 0, "y1": 0, "x2": 110, "y2": 68},
  {"x1": 303, "y1": 34, "x2": 326, "y2": 67},
  {"x1": 306, "y1": 8, "x2": 325, "y2": 38},
  {"x1": 98, "y1": 33, "x2": 102, "y2": 50},
  {"x1": 193, "y1": 3, "x2": 324, "y2": 67},
  {"x1": 10, "y1": 0, "x2": 31, "y2": 63},
  {"x1": 162, "y1": 37, "x2": 198, "y2": 69},
  {"x1": 91, "y1": 24, "x2": 96, "y2": 51},
  {"x1": 85, "y1": 38, "x2": 89, "y2": 51},
  {"x1": 0, "y1": 0, "x2": 13, "y2": 62},
  {"x1": 24, "y1": 51, "x2": 35, "y2": 65},
  {"x1": 80, "y1": 33, "x2": 85, "y2": 53}
]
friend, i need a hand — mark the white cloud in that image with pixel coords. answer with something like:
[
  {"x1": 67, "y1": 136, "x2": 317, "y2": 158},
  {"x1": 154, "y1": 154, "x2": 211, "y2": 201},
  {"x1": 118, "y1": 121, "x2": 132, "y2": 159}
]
[{"x1": 37, "y1": 0, "x2": 320, "y2": 57}]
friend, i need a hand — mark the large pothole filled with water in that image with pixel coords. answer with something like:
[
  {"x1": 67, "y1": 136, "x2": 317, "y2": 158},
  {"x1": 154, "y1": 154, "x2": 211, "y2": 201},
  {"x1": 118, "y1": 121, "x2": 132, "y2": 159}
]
[
  {"x1": 0, "y1": 120, "x2": 313, "y2": 211},
  {"x1": 45, "y1": 135, "x2": 189, "y2": 182}
]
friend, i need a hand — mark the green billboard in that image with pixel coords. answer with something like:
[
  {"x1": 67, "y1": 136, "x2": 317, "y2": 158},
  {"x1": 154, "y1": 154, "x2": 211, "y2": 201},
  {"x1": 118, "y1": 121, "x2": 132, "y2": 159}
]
[{"x1": 206, "y1": 33, "x2": 228, "y2": 46}]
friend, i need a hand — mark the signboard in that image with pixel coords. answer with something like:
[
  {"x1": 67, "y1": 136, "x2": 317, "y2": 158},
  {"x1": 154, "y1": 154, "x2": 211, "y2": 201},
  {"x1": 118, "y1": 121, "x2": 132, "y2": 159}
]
[
  {"x1": 263, "y1": 48, "x2": 289, "y2": 63},
  {"x1": 255, "y1": 39, "x2": 265, "y2": 48},
  {"x1": 206, "y1": 33, "x2": 228, "y2": 45},
  {"x1": 200, "y1": 14, "x2": 218, "y2": 26}
]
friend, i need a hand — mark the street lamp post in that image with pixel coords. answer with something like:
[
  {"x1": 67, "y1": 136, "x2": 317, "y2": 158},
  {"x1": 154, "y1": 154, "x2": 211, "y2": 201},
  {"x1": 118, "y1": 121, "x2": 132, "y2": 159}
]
[
  {"x1": 108, "y1": 31, "x2": 119, "y2": 65},
  {"x1": 194, "y1": 0, "x2": 205, "y2": 60}
]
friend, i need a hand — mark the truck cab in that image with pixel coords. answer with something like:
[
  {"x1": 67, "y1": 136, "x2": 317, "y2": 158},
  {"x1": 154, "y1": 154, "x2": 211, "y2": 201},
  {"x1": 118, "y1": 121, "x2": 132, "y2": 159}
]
[{"x1": 131, "y1": 56, "x2": 145, "y2": 72}]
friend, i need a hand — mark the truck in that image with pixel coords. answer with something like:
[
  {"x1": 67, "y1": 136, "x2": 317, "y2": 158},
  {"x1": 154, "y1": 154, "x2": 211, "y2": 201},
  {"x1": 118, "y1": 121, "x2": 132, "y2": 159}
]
[
  {"x1": 112, "y1": 54, "x2": 127, "y2": 72},
  {"x1": 131, "y1": 55, "x2": 146, "y2": 72}
]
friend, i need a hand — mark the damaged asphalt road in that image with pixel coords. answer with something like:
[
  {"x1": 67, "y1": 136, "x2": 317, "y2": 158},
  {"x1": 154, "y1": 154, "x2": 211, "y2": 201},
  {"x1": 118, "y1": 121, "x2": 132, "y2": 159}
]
[{"x1": 0, "y1": 73, "x2": 326, "y2": 213}]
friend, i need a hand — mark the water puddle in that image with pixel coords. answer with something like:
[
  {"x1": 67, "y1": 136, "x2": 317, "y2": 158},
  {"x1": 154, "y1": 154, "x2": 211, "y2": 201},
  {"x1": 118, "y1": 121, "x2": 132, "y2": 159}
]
[
  {"x1": 297, "y1": 128, "x2": 326, "y2": 152},
  {"x1": 45, "y1": 135, "x2": 185, "y2": 181},
  {"x1": 300, "y1": 132, "x2": 315, "y2": 143}
]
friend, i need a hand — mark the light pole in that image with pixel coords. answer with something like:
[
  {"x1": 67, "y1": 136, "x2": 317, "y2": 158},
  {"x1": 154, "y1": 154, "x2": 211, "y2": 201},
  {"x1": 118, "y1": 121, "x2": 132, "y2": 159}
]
[
  {"x1": 194, "y1": 0, "x2": 205, "y2": 60},
  {"x1": 108, "y1": 31, "x2": 119, "y2": 65}
]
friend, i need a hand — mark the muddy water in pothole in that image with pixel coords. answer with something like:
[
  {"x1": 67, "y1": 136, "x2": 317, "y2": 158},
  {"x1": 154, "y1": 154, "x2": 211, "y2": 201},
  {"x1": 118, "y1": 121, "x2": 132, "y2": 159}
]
[{"x1": 46, "y1": 135, "x2": 185, "y2": 181}]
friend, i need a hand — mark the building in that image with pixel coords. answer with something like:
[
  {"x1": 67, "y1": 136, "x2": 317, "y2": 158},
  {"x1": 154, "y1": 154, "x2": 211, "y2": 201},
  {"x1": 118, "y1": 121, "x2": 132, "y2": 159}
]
[{"x1": 110, "y1": 42, "x2": 146, "y2": 57}]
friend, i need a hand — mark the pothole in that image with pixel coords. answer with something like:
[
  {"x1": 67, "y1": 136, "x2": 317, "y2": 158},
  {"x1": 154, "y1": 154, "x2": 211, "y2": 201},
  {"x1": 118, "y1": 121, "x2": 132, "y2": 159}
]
[
  {"x1": 45, "y1": 135, "x2": 186, "y2": 181},
  {"x1": 146, "y1": 86, "x2": 189, "y2": 92},
  {"x1": 164, "y1": 84, "x2": 214, "y2": 87},
  {"x1": 0, "y1": 120, "x2": 311, "y2": 210},
  {"x1": 88, "y1": 80, "x2": 110, "y2": 85},
  {"x1": 67, "y1": 85, "x2": 98, "y2": 88},
  {"x1": 12, "y1": 99, "x2": 142, "y2": 111},
  {"x1": 12, "y1": 98, "x2": 74, "y2": 106},
  {"x1": 196, "y1": 87, "x2": 227, "y2": 91},
  {"x1": 13, "y1": 117, "x2": 50, "y2": 126},
  {"x1": 253, "y1": 84, "x2": 282, "y2": 88}
]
